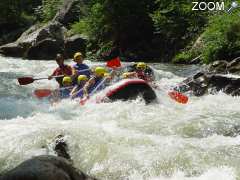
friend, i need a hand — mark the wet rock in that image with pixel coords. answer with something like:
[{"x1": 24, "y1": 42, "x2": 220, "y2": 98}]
[
  {"x1": 207, "y1": 57, "x2": 240, "y2": 74},
  {"x1": 227, "y1": 57, "x2": 240, "y2": 74},
  {"x1": 64, "y1": 35, "x2": 87, "y2": 58},
  {"x1": 0, "y1": 155, "x2": 97, "y2": 180},
  {"x1": 208, "y1": 60, "x2": 228, "y2": 73},
  {"x1": 0, "y1": 43, "x2": 25, "y2": 57},
  {"x1": 0, "y1": 135, "x2": 97, "y2": 180},
  {"x1": 54, "y1": 134, "x2": 71, "y2": 161},
  {"x1": 175, "y1": 71, "x2": 240, "y2": 96}
]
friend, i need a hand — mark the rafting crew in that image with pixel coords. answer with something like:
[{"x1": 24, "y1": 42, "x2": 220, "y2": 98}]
[
  {"x1": 122, "y1": 62, "x2": 155, "y2": 82},
  {"x1": 48, "y1": 53, "x2": 156, "y2": 101}
]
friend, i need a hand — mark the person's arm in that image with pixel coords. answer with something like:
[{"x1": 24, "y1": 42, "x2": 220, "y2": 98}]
[
  {"x1": 122, "y1": 72, "x2": 137, "y2": 79},
  {"x1": 83, "y1": 78, "x2": 95, "y2": 97},
  {"x1": 70, "y1": 85, "x2": 78, "y2": 97}
]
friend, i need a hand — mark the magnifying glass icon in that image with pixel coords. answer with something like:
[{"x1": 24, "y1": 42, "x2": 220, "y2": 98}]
[{"x1": 227, "y1": 1, "x2": 238, "y2": 13}]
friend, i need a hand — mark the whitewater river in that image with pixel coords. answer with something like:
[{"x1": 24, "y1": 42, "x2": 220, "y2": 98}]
[{"x1": 1, "y1": 55, "x2": 240, "y2": 180}]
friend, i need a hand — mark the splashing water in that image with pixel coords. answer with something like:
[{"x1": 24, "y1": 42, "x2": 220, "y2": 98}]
[{"x1": 0, "y1": 56, "x2": 240, "y2": 180}]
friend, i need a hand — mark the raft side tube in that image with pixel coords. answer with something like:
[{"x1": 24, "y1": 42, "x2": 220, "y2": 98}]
[{"x1": 106, "y1": 79, "x2": 157, "y2": 104}]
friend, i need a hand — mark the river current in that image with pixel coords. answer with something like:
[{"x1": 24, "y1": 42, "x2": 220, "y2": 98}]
[{"x1": 0, "y1": 56, "x2": 240, "y2": 180}]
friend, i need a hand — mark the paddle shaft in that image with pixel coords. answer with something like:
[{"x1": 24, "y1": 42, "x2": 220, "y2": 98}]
[{"x1": 35, "y1": 75, "x2": 63, "y2": 81}]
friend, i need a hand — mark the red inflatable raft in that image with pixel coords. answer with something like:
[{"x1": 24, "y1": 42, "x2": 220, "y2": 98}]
[{"x1": 99, "y1": 79, "x2": 157, "y2": 104}]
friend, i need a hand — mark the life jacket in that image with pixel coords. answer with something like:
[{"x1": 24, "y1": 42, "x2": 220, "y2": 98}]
[
  {"x1": 136, "y1": 71, "x2": 148, "y2": 81},
  {"x1": 51, "y1": 65, "x2": 73, "y2": 87},
  {"x1": 73, "y1": 63, "x2": 91, "y2": 78}
]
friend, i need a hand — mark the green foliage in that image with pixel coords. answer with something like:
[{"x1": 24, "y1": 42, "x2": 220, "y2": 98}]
[
  {"x1": 201, "y1": 12, "x2": 240, "y2": 63},
  {"x1": 151, "y1": 0, "x2": 209, "y2": 61},
  {"x1": 71, "y1": 2, "x2": 105, "y2": 39},
  {"x1": 42, "y1": 0, "x2": 63, "y2": 22},
  {"x1": 173, "y1": 51, "x2": 195, "y2": 64},
  {"x1": 71, "y1": 0, "x2": 155, "y2": 55},
  {"x1": 0, "y1": 0, "x2": 40, "y2": 30}
]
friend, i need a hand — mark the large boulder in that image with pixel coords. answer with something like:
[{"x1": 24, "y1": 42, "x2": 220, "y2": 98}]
[
  {"x1": 0, "y1": 21, "x2": 67, "y2": 60},
  {"x1": 64, "y1": 35, "x2": 87, "y2": 59},
  {"x1": 27, "y1": 38, "x2": 64, "y2": 60},
  {"x1": 0, "y1": 43, "x2": 25, "y2": 57},
  {"x1": 0, "y1": 0, "x2": 88, "y2": 60},
  {"x1": 0, "y1": 155, "x2": 97, "y2": 180}
]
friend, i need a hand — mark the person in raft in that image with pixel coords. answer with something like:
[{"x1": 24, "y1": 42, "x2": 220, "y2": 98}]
[
  {"x1": 122, "y1": 62, "x2": 155, "y2": 82},
  {"x1": 83, "y1": 66, "x2": 111, "y2": 97},
  {"x1": 72, "y1": 52, "x2": 91, "y2": 83},
  {"x1": 70, "y1": 75, "x2": 89, "y2": 99},
  {"x1": 59, "y1": 76, "x2": 74, "y2": 99},
  {"x1": 48, "y1": 54, "x2": 74, "y2": 87},
  {"x1": 50, "y1": 76, "x2": 74, "y2": 102}
]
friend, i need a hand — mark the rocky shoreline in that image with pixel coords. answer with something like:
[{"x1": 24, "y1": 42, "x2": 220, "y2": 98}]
[{"x1": 174, "y1": 58, "x2": 240, "y2": 97}]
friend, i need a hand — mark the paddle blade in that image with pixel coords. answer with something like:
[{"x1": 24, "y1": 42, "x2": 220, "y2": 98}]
[
  {"x1": 34, "y1": 89, "x2": 52, "y2": 98},
  {"x1": 18, "y1": 77, "x2": 34, "y2": 85},
  {"x1": 168, "y1": 91, "x2": 188, "y2": 104},
  {"x1": 106, "y1": 57, "x2": 121, "y2": 68}
]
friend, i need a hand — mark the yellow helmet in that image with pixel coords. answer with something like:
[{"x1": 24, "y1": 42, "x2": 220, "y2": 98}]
[
  {"x1": 95, "y1": 67, "x2": 107, "y2": 76},
  {"x1": 73, "y1": 52, "x2": 83, "y2": 61},
  {"x1": 136, "y1": 62, "x2": 147, "y2": 70},
  {"x1": 77, "y1": 75, "x2": 88, "y2": 84},
  {"x1": 62, "y1": 76, "x2": 72, "y2": 86}
]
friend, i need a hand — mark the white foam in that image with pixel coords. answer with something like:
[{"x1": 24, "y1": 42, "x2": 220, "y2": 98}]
[{"x1": 1, "y1": 56, "x2": 240, "y2": 179}]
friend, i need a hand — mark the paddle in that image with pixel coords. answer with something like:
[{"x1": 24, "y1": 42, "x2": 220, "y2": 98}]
[
  {"x1": 18, "y1": 75, "x2": 64, "y2": 85},
  {"x1": 168, "y1": 91, "x2": 188, "y2": 104},
  {"x1": 34, "y1": 86, "x2": 75, "y2": 99},
  {"x1": 18, "y1": 68, "x2": 92, "y2": 86},
  {"x1": 150, "y1": 82, "x2": 188, "y2": 104},
  {"x1": 80, "y1": 57, "x2": 121, "y2": 105}
]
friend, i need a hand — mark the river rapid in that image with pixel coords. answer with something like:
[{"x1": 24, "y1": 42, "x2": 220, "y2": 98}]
[{"x1": 0, "y1": 56, "x2": 240, "y2": 180}]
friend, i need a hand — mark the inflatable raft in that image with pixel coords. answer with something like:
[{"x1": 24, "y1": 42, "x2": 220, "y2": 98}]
[
  {"x1": 98, "y1": 79, "x2": 157, "y2": 104},
  {"x1": 35, "y1": 79, "x2": 157, "y2": 104}
]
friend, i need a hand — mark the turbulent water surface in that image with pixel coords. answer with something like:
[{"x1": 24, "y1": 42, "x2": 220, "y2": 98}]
[{"x1": 0, "y1": 56, "x2": 240, "y2": 180}]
